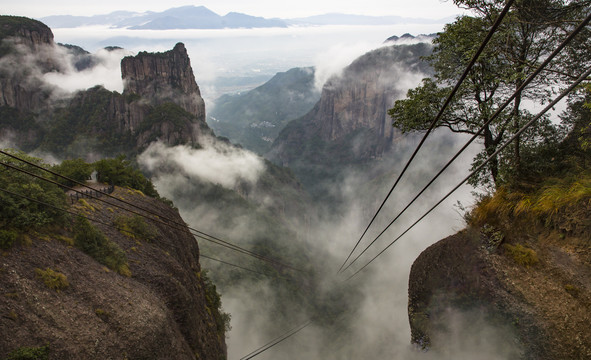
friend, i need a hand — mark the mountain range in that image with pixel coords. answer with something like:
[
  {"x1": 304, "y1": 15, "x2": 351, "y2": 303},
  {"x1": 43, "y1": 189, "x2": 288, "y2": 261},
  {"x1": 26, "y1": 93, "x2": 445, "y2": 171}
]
[{"x1": 39, "y1": 5, "x2": 454, "y2": 30}]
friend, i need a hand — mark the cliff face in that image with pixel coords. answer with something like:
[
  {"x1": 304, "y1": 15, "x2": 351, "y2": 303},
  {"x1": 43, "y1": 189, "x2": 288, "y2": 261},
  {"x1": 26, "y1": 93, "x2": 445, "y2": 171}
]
[
  {"x1": 408, "y1": 224, "x2": 591, "y2": 359},
  {"x1": 0, "y1": 16, "x2": 55, "y2": 111},
  {"x1": 0, "y1": 16, "x2": 212, "y2": 157},
  {"x1": 122, "y1": 43, "x2": 206, "y2": 122},
  {"x1": 268, "y1": 43, "x2": 432, "y2": 167},
  {"x1": 0, "y1": 187, "x2": 227, "y2": 359}
]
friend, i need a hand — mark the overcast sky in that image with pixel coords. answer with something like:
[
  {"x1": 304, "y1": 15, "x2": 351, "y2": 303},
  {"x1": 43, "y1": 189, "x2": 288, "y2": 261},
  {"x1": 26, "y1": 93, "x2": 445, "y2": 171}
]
[{"x1": 3, "y1": 0, "x2": 463, "y2": 20}]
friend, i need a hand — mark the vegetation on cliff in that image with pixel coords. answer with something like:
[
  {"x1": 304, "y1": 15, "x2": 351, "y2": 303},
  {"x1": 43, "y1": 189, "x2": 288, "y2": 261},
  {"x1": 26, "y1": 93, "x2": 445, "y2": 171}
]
[{"x1": 0, "y1": 151, "x2": 228, "y2": 359}]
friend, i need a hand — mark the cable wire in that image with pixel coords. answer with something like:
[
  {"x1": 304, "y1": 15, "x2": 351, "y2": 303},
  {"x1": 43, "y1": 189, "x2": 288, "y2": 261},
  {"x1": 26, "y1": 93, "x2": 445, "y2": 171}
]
[
  {"x1": 240, "y1": 320, "x2": 313, "y2": 360},
  {"x1": 345, "y1": 66, "x2": 591, "y2": 281},
  {"x1": 337, "y1": 0, "x2": 517, "y2": 274},
  {"x1": 339, "y1": 12, "x2": 591, "y2": 273},
  {"x1": 0, "y1": 185, "x2": 296, "y2": 282},
  {"x1": 0, "y1": 157, "x2": 303, "y2": 272},
  {"x1": 0, "y1": 149, "x2": 302, "y2": 272}
]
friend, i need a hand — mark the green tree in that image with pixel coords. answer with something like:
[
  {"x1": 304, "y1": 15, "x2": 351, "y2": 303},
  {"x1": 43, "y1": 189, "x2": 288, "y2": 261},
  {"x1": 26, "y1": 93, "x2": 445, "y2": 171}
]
[
  {"x1": 51, "y1": 158, "x2": 94, "y2": 187},
  {"x1": 389, "y1": 0, "x2": 590, "y2": 188},
  {"x1": 0, "y1": 149, "x2": 68, "y2": 233},
  {"x1": 93, "y1": 155, "x2": 158, "y2": 197}
]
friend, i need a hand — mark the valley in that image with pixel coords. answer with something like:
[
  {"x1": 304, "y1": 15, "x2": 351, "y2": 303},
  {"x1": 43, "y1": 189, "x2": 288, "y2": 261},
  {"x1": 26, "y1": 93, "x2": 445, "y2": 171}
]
[{"x1": 0, "y1": 2, "x2": 590, "y2": 358}]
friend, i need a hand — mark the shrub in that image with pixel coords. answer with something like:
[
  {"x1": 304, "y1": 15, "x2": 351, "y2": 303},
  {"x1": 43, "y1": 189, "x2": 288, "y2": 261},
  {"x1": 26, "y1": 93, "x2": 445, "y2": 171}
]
[
  {"x1": 0, "y1": 149, "x2": 69, "y2": 232},
  {"x1": 51, "y1": 158, "x2": 93, "y2": 187},
  {"x1": 113, "y1": 215, "x2": 157, "y2": 242},
  {"x1": 503, "y1": 244, "x2": 539, "y2": 267},
  {"x1": 202, "y1": 270, "x2": 231, "y2": 336},
  {"x1": 4, "y1": 344, "x2": 50, "y2": 360},
  {"x1": 35, "y1": 268, "x2": 69, "y2": 291},
  {"x1": 0, "y1": 229, "x2": 17, "y2": 250},
  {"x1": 73, "y1": 216, "x2": 130, "y2": 276},
  {"x1": 93, "y1": 156, "x2": 158, "y2": 197}
]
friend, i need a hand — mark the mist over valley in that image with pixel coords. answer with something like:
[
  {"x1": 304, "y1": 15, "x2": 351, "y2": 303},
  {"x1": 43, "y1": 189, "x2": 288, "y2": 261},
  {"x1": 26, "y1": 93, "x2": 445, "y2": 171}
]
[{"x1": 1, "y1": 2, "x2": 590, "y2": 359}]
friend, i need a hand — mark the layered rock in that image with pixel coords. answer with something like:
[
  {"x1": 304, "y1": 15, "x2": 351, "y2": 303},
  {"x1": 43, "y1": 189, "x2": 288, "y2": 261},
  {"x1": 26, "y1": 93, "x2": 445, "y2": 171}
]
[
  {"x1": 0, "y1": 16, "x2": 212, "y2": 157},
  {"x1": 122, "y1": 43, "x2": 206, "y2": 122},
  {"x1": 0, "y1": 16, "x2": 55, "y2": 112},
  {"x1": 268, "y1": 43, "x2": 432, "y2": 167}
]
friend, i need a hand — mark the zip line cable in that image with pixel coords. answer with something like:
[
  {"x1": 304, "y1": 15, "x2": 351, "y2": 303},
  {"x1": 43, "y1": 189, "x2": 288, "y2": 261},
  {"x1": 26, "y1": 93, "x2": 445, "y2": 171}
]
[
  {"x1": 344, "y1": 66, "x2": 591, "y2": 281},
  {"x1": 0, "y1": 149, "x2": 303, "y2": 273},
  {"x1": 199, "y1": 253, "x2": 282, "y2": 278},
  {"x1": 338, "y1": 13, "x2": 591, "y2": 273},
  {"x1": 337, "y1": 0, "x2": 516, "y2": 274},
  {"x1": 0, "y1": 185, "x2": 294, "y2": 282},
  {"x1": 240, "y1": 320, "x2": 313, "y2": 360},
  {"x1": 0, "y1": 159, "x2": 303, "y2": 272}
]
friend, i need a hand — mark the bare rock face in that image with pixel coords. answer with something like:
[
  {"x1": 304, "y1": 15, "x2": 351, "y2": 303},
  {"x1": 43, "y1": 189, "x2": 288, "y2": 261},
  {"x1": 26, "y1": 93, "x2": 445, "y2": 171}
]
[
  {"x1": 0, "y1": 16, "x2": 55, "y2": 111},
  {"x1": 408, "y1": 227, "x2": 591, "y2": 359},
  {"x1": 0, "y1": 187, "x2": 227, "y2": 359},
  {"x1": 122, "y1": 43, "x2": 206, "y2": 122},
  {"x1": 268, "y1": 43, "x2": 432, "y2": 167}
]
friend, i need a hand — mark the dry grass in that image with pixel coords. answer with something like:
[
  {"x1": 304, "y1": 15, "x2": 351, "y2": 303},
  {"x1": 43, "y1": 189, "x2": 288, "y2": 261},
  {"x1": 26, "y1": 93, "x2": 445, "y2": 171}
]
[{"x1": 472, "y1": 171, "x2": 591, "y2": 234}]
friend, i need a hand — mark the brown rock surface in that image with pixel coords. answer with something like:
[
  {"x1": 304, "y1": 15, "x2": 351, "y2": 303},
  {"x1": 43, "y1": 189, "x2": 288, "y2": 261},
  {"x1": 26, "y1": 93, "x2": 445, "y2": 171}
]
[
  {"x1": 408, "y1": 226, "x2": 591, "y2": 359},
  {"x1": 0, "y1": 187, "x2": 227, "y2": 359}
]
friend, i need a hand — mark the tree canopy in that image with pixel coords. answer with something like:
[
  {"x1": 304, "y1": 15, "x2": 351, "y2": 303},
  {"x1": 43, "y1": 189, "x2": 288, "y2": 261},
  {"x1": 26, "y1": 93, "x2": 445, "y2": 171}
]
[{"x1": 389, "y1": 0, "x2": 591, "y2": 189}]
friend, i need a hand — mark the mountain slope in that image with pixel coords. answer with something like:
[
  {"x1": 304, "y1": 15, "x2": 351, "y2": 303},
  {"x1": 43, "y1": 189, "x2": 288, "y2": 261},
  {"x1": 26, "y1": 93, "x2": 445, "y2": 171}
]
[
  {"x1": 0, "y1": 185, "x2": 227, "y2": 359},
  {"x1": 208, "y1": 67, "x2": 320, "y2": 154},
  {"x1": 267, "y1": 43, "x2": 433, "y2": 198},
  {"x1": 40, "y1": 6, "x2": 288, "y2": 30}
]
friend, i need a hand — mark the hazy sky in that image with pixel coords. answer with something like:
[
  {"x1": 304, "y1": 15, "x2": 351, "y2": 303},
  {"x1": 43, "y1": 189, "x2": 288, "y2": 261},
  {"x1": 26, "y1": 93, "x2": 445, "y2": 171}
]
[{"x1": 3, "y1": 0, "x2": 463, "y2": 20}]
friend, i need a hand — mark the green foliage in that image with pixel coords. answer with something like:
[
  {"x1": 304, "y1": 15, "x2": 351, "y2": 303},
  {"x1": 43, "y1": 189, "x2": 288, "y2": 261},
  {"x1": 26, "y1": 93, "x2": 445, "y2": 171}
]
[
  {"x1": 4, "y1": 344, "x2": 49, "y2": 360},
  {"x1": 503, "y1": 243, "x2": 539, "y2": 267},
  {"x1": 35, "y1": 268, "x2": 69, "y2": 291},
  {"x1": 73, "y1": 216, "x2": 130, "y2": 276},
  {"x1": 0, "y1": 229, "x2": 17, "y2": 250},
  {"x1": 114, "y1": 215, "x2": 157, "y2": 242},
  {"x1": 51, "y1": 158, "x2": 93, "y2": 187},
  {"x1": 390, "y1": 2, "x2": 588, "y2": 188},
  {"x1": 201, "y1": 270, "x2": 231, "y2": 336},
  {"x1": 0, "y1": 149, "x2": 69, "y2": 233},
  {"x1": 40, "y1": 86, "x2": 135, "y2": 157},
  {"x1": 93, "y1": 155, "x2": 158, "y2": 197}
]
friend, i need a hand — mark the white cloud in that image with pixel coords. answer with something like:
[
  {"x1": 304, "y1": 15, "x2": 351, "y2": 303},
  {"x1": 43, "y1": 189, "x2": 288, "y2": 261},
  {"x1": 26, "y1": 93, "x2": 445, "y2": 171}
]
[
  {"x1": 138, "y1": 138, "x2": 265, "y2": 190},
  {"x1": 42, "y1": 47, "x2": 129, "y2": 93}
]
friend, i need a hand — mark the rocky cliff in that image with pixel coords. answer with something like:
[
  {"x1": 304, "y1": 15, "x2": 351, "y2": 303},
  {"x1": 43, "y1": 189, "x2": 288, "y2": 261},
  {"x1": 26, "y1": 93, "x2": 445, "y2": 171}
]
[
  {"x1": 0, "y1": 16, "x2": 55, "y2": 112},
  {"x1": 0, "y1": 16, "x2": 212, "y2": 158},
  {"x1": 408, "y1": 200, "x2": 591, "y2": 359},
  {"x1": 265, "y1": 43, "x2": 432, "y2": 201},
  {"x1": 268, "y1": 43, "x2": 432, "y2": 167},
  {"x1": 122, "y1": 43, "x2": 206, "y2": 121},
  {"x1": 0, "y1": 186, "x2": 227, "y2": 359}
]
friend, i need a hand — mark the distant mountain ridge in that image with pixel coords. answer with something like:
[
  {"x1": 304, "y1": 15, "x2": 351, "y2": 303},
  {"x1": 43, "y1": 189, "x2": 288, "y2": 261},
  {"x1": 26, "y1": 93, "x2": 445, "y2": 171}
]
[
  {"x1": 39, "y1": 5, "x2": 454, "y2": 30},
  {"x1": 40, "y1": 6, "x2": 287, "y2": 29}
]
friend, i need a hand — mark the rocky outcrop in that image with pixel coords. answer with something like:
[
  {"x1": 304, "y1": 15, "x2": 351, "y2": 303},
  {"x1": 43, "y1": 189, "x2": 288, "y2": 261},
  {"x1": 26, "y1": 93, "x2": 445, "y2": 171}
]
[
  {"x1": 408, "y1": 227, "x2": 591, "y2": 359},
  {"x1": 0, "y1": 16, "x2": 55, "y2": 112},
  {"x1": 0, "y1": 16, "x2": 54, "y2": 50},
  {"x1": 0, "y1": 17, "x2": 212, "y2": 157},
  {"x1": 0, "y1": 187, "x2": 227, "y2": 359},
  {"x1": 268, "y1": 43, "x2": 432, "y2": 167},
  {"x1": 122, "y1": 43, "x2": 206, "y2": 122}
]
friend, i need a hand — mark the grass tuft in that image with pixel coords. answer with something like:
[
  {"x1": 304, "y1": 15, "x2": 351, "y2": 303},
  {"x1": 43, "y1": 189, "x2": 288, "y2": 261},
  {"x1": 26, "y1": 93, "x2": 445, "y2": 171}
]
[{"x1": 35, "y1": 268, "x2": 69, "y2": 291}]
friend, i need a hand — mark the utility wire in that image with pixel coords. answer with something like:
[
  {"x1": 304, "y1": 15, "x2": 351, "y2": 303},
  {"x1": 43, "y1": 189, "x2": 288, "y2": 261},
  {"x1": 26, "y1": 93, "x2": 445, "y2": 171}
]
[
  {"x1": 240, "y1": 320, "x2": 313, "y2": 360},
  {"x1": 0, "y1": 150, "x2": 302, "y2": 272},
  {"x1": 199, "y1": 254, "x2": 279, "y2": 278},
  {"x1": 345, "y1": 66, "x2": 591, "y2": 281},
  {"x1": 0, "y1": 157, "x2": 303, "y2": 272},
  {"x1": 339, "y1": 12, "x2": 591, "y2": 273},
  {"x1": 0, "y1": 185, "x2": 295, "y2": 282},
  {"x1": 337, "y1": 0, "x2": 516, "y2": 274}
]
